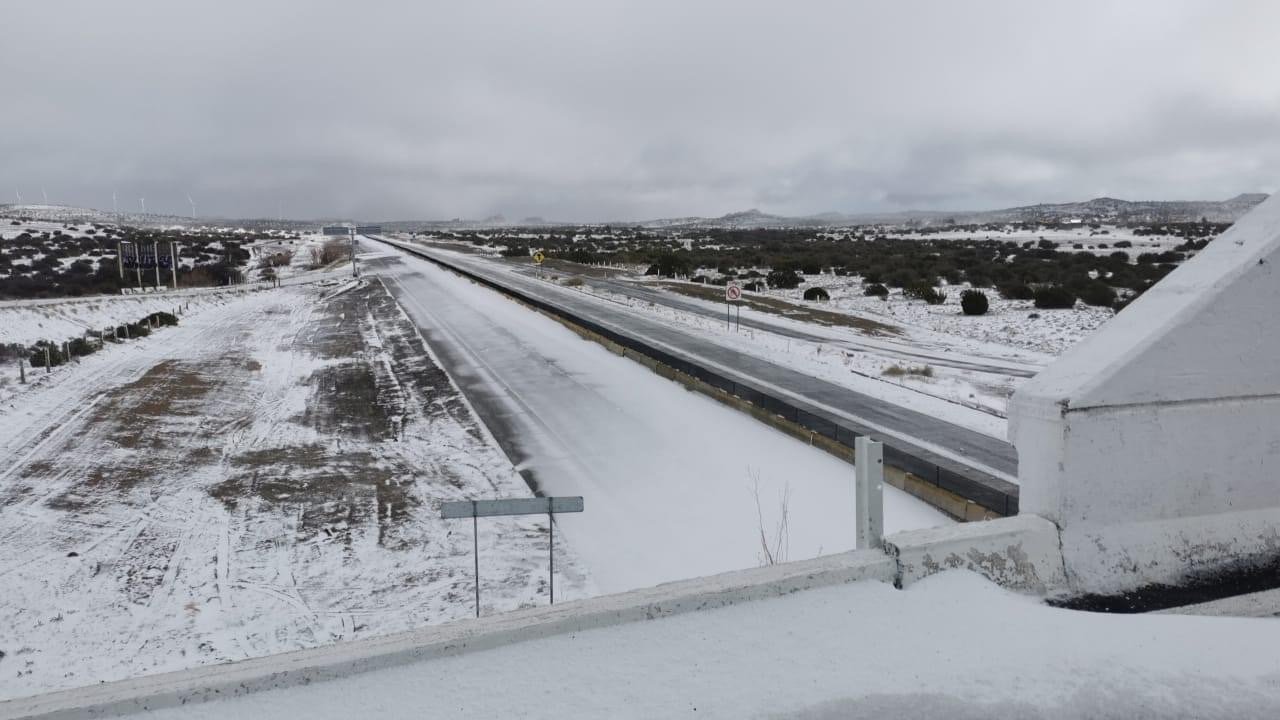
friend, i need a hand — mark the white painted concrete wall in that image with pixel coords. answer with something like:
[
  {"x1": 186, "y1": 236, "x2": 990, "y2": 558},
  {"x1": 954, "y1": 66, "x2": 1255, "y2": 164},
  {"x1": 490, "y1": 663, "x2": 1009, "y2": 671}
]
[
  {"x1": 1011, "y1": 191, "x2": 1280, "y2": 594},
  {"x1": 887, "y1": 515, "x2": 1067, "y2": 595}
]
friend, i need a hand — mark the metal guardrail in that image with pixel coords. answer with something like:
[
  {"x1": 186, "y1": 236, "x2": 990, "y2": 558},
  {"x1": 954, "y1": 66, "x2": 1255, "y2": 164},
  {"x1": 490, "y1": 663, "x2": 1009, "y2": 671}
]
[{"x1": 376, "y1": 237, "x2": 1020, "y2": 517}]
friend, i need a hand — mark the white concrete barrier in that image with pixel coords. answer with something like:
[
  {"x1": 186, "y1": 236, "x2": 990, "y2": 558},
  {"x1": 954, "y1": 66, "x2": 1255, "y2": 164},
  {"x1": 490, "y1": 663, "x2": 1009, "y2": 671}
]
[
  {"x1": 886, "y1": 514, "x2": 1067, "y2": 594},
  {"x1": 0, "y1": 550, "x2": 894, "y2": 720},
  {"x1": 1011, "y1": 191, "x2": 1280, "y2": 594}
]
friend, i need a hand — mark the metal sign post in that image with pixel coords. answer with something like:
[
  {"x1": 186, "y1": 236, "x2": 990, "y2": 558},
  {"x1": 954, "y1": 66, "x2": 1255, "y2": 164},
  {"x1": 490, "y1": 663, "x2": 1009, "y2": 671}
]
[
  {"x1": 349, "y1": 228, "x2": 358, "y2": 277},
  {"x1": 726, "y1": 283, "x2": 742, "y2": 330},
  {"x1": 854, "y1": 436, "x2": 884, "y2": 550},
  {"x1": 441, "y1": 496, "x2": 584, "y2": 617},
  {"x1": 353, "y1": 226, "x2": 382, "y2": 278}
]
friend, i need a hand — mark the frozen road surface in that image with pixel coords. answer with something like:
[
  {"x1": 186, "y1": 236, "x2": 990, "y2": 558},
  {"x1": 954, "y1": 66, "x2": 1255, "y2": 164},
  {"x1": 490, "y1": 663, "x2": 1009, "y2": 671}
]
[{"x1": 369, "y1": 243, "x2": 952, "y2": 595}]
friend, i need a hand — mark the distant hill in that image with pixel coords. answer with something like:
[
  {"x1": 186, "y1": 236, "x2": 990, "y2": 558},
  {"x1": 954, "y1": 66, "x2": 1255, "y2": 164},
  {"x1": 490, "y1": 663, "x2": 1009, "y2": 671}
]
[
  {"x1": 640, "y1": 193, "x2": 1270, "y2": 229},
  {"x1": 9, "y1": 192, "x2": 1268, "y2": 233},
  {"x1": 952, "y1": 193, "x2": 1269, "y2": 225},
  {"x1": 0, "y1": 204, "x2": 320, "y2": 232}
]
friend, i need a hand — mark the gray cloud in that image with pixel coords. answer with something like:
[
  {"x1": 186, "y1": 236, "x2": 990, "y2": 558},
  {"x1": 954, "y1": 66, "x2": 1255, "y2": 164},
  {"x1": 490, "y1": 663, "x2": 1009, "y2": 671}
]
[{"x1": 2, "y1": 0, "x2": 1277, "y2": 221}]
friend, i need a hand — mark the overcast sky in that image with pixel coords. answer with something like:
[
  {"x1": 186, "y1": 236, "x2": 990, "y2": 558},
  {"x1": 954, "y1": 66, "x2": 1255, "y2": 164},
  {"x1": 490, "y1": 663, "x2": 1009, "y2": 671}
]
[{"x1": 2, "y1": 1, "x2": 1277, "y2": 221}]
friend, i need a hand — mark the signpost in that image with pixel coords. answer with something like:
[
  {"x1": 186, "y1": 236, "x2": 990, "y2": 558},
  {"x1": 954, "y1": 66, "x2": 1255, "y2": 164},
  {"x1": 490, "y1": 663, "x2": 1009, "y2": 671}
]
[
  {"x1": 321, "y1": 225, "x2": 379, "y2": 278},
  {"x1": 854, "y1": 436, "x2": 884, "y2": 549},
  {"x1": 725, "y1": 282, "x2": 742, "y2": 331},
  {"x1": 441, "y1": 496, "x2": 584, "y2": 617}
]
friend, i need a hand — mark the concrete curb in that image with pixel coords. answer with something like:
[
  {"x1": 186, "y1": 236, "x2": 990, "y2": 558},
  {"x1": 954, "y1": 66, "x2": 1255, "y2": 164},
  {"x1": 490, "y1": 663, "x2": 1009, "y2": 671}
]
[{"x1": 0, "y1": 551, "x2": 895, "y2": 720}]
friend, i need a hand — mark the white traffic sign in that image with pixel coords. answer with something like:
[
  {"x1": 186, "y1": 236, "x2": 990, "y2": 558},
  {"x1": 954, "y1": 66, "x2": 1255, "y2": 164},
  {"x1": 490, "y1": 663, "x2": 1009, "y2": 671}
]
[
  {"x1": 726, "y1": 283, "x2": 742, "y2": 301},
  {"x1": 440, "y1": 496, "x2": 583, "y2": 519}
]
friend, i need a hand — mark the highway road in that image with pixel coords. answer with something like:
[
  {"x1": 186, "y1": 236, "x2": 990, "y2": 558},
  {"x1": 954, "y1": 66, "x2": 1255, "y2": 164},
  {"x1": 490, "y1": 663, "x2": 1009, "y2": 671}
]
[
  {"x1": 372, "y1": 238, "x2": 1020, "y2": 488},
  {"x1": 362, "y1": 242, "x2": 952, "y2": 594},
  {"x1": 500, "y1": 260, "x2": 1043, "y2": 379}
]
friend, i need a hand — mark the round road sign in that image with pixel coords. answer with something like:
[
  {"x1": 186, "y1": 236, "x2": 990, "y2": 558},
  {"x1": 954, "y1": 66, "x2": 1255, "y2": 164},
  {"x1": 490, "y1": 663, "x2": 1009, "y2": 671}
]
[{"x1": 726, "y1": 283, "x2": 742, "y2": 301}]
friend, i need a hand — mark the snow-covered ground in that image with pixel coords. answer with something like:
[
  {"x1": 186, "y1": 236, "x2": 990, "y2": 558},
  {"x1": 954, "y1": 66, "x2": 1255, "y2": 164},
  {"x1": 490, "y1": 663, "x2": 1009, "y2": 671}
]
[
  {"x1": 0, "y1": 279, "x2": 581, "y2": 700},
  {"x1": 242, "y1": 232, "x2": 335, "y2": 283},
  {"x1": 136, "y1": 571, "x2": 1280, "y2": 719},
  {"x1": 760, "y1": 273, "x2": 1114, "y2": 356},
  {"x1": 894, "y1": 224, "x2": 1199, "y2": 253}
]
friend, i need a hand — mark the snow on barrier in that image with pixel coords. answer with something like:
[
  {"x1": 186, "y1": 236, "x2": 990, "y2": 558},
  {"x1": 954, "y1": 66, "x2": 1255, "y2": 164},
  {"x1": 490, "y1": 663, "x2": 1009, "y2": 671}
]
[
  {"x1": 373, "y1": 237, "x2": 1019, "y2": 520},
  {"x1": 0, "y1": 550, "x2": 895, "y2": 720},
  {"x1": 1011, "y1": 191, "x2": 1280, "y2": 595},
  {"x1": 886, "y1": 515, "x2": 1067, "y2": 595}
]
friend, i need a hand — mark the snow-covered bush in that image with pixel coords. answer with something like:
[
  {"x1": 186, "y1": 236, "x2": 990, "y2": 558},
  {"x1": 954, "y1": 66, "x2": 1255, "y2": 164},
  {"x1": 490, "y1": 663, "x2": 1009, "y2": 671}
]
[
  {"x1": 961, "y1": 289, "x2": 989, "y2": 316},
  {"x1": 1033, "y1": 285, "x2": 1076, "y2": 309}
]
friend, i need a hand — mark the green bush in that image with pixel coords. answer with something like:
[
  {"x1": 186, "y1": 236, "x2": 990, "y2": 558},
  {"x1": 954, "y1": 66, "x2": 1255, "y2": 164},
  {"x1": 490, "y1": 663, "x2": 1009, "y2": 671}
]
[
  {"x1": 1033, "y1": 285, "x2": 1076, "y2": 309},
  {"x1": 803, "y1": 287, "x2": 830, "y2": 301},
  {"x1": 960, "y1": 289, "x2": 989, "y2": 316},
  {"x1": 1077, "y1": 282, "x2": 1117, "y2": 308},
  {"x1": 68, "y1": 337, "x2": 98, "y2": 357},
  {"x1": 145, "y1": 311, "x2": 179, "y2": 327},
  {"x1": 905, "y1": 282, "x2": 947, "y2": 305},
  {"x1": 999, "y1": 283, "x2": 1035, "y2": 301},
  {"x1": 29, "y1": 341, "x2": 67, "y2": 368},
  {"x1": 863, "y1": 283, "x2": 889, "y2": 297},
  {"x1": 766, "y1": 269, "x2": 802, "y2": 290}
]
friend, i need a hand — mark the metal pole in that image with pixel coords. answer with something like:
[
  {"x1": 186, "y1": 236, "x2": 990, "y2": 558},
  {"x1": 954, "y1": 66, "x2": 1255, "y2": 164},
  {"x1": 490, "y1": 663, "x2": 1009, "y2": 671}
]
[
  {"x1": 549, "y1": 503, "x2": 555, "y2": 605},
  {"x1": 116, "y1": 241, "x2": 123, "y2": 279},
  {"x1": 726, "y1": 298, "x2": 730, "y2": 330},
  {"x1": 18, "y1": 357, "x2": 25, "y2": 384},
  {"x1": 350, "y1": 229, "x2": 358, "y2": 278},
  {"x1": 171, "y1": 242, "x2": 178, "y2": 289},
  {"x1": 153, "y1": 242, "x2": 160, "y2": 288},
  {"x1": 473, "y1": 501, "x2": 480, "y2": 618},
  {"x1": 44, "y1": 347, "x2": 50, "y2": 373},
  {"x1": 854, "y1": 436, "x2": 885, "y2": 550}
]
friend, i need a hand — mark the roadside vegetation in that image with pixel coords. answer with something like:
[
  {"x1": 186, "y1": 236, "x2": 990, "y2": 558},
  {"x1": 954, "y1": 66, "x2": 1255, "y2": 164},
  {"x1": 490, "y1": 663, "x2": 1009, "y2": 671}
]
[
  {"x1": 0, "y1": 222, "x2": 297, "y2": 299},
  {"x1": 413, "y1": 219, "x2": 1230, "y2": 314},
  {"x1": 0, "y1": 311, "x2": 181, "y2": 373}
]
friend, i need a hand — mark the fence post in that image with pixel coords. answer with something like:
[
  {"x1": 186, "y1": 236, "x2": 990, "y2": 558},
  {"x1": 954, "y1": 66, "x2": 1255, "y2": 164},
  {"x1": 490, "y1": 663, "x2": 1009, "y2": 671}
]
[
  {"x1": 19, "y1": 356, "x2": 25, "y2": 384},
  {"x1": 855, "y1": 436, "x2": 884, "y2": 550}
]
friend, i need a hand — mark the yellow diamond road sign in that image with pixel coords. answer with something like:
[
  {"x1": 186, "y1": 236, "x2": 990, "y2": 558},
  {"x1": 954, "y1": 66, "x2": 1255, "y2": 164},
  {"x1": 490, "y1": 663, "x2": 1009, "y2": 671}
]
[{"x1": 532, "y1": 251, "x2": 545, "y2": 265}]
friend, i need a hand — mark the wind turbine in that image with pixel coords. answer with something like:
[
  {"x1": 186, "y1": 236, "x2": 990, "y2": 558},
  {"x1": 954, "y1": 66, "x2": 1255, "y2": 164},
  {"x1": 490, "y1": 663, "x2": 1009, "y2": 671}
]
[
  {"x1": 13, "y1": 191, "x2": 20, "y2": 204},
  {"x1": 41, "y1": 187, "x2": 48, "y2": 205},
  {"x1": 187, "y1": 193, "x2": 196, "y2": 219},
  {"x1": 140, "y1": 197, "x2": 146, "y2": 214},
  {"x1": 112, "y1": 190, "x2": 118, "y2": 214}
]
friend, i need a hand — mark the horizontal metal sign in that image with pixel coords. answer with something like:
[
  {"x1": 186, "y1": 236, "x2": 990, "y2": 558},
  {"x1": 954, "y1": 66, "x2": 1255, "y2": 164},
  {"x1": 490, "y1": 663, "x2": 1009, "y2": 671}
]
[
  {"x1": 441, "y1": 496, "x2": 583, "y2": 519},
  {"x1": 322, "y1": 226, "x2": 349, "y2": 236},
  {"x1": 355, "y1": 225, "x2": 382, "y2": 235}
]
